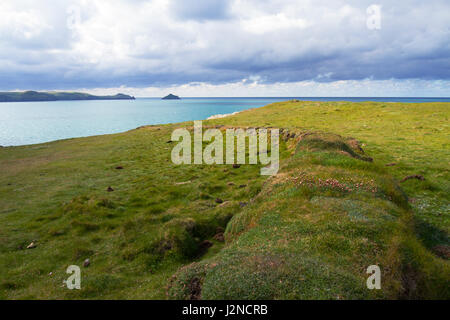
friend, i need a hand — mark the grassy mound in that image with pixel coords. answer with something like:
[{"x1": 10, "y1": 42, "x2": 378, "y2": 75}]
[{"x1": 167, "y1": 133, "x2": 449, "y2": 299}]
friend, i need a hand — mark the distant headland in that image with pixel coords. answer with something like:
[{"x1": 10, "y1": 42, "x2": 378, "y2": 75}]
[
  {"x1": 162, "y1": 94, "x2": 180, "y2": 100},
  {"x1": 0, "y1": 91, "x2": 135, "y2": 102}
]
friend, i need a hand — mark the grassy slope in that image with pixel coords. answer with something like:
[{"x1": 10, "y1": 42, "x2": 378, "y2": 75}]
[{"x1": 0, "y1": 101, "x2": 448, "y2": 299}]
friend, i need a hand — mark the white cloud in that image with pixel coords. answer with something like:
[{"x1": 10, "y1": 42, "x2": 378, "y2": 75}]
[
  {"x1": 241, "y1": 13, "x2": 308, "y2": 34},
  {"x1": 0, "y1": 0, "x2": 449, "y2": 94},
  {"x1": 74, "y1": 79, "x2": 450, "y2": 98}
]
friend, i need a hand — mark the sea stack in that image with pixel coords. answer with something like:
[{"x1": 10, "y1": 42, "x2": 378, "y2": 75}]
[{"x1": 162, "y1": 94, "x2": 181, "y2": 100}]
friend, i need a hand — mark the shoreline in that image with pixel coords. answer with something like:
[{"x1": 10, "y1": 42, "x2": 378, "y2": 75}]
[{"x1": 206, "y1": 111, "x2": 241, "y2": 120}]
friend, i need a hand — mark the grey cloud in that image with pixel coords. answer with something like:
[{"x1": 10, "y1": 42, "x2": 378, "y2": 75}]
[{"x1": 0, "y1": 0, "x2": 449, "y2": 90}]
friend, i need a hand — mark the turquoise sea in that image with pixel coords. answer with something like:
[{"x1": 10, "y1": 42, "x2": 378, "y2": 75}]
[{"x1": 1, "y1": 97, "x2": 449, "y2": 146}]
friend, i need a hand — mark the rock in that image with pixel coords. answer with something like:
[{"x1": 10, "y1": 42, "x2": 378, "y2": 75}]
[
  {"x1": 232, "y1": 164, "x2": 241, "y2": 169},
  {"x1": 175, "y1": 181, "x2": 191, "y2": 185},
  {"x1": 107, "y1": 186, "x2": 114, "y2": 192},
  {"x1": 115, "y1": 166, "x2": 124, "y2": 170},
  {"x1": 27, "y1": 242, "x2": 37, "y2": 249},
  {"x1": 213, "y1": 233, "x2": 225, "y2": 242},
  {"x1": 239, "y1": 202, "x2": 248, "y2": 208},
  {"x1": 215, "y1": 198, "x2": 224, "y2": 204},
  {"x1": 83, "y1": 259, "x2": 91, "y2": 267},
  {"x1": 219, "y1": 201, "x2": 232, "y2": 207},
  {"x1": 401, "y1": 175, "x2": 425, "y2": 183},
  {"x1": 162, "y1": 94, "x2": 181, "y2": 100}
]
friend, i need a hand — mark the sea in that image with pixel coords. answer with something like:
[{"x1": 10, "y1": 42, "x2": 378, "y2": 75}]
[{"x1": 1, "y1": 97, "x2": 449, "y2": 146}]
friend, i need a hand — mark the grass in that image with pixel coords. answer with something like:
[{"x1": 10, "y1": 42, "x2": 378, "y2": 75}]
[{"x1": 0, "y1": 101, "x2": 448, "y2": 299}]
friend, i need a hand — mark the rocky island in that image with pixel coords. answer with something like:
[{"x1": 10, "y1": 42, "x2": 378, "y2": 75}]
[
  {"x1": 0, "y1": 91, "x2": 135, "y2": 102},
  {"x1": 162, "y1": 93, "x2": 181, "y2": 100}
]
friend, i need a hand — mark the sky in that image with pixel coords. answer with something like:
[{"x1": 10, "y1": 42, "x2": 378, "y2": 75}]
[{"x1": 0, "y1": 0, "x2": 449, "y2": 97}]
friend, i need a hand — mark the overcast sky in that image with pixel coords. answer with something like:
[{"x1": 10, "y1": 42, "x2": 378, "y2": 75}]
[{"x1": 0, "y1": 0, "x2": 449, "y2": 96}]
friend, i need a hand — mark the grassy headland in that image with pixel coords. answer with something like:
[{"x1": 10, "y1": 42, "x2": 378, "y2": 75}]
[
  {"x1": 0, "y1": 101, "x2": 448, "y2": 299},
  {"x1": 0, "y1": 91, "x2": 135, "y2": 102}
]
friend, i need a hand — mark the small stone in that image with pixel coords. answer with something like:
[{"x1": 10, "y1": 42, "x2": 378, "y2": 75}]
[
  {"x1": 219, "y1": 201, "x2": 232, "y2": 207},
  {"x1": 232, "y1": 164, "x2": 241, "y2": 169},
  {"x1": 27, "y1": 242, "x2": 37, "y2": 249},
  {"x1": 213, "y1": 233, "x2": 225, "y2": 242},
  {"x1": 175, "y1": 181, "x2": 191, "y2": 185},
  {"x1": 215, "y1": 198, "x2": 224, "y2": 204},
  {"x1": 107, "y1": 186, "x2": 114, "y2": 192},
  {"x1": 83, "y1": 259, "x2": 91, "y2": 267}
]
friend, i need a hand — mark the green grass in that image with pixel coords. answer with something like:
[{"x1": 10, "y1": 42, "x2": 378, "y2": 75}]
[{"x1": 0, "y1": 101, "x2": 448, "y2": 299}]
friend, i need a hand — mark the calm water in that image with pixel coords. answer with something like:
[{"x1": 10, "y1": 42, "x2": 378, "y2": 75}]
[{"x1": 1, "y1": 97, "x2": 449, "y2": 146}]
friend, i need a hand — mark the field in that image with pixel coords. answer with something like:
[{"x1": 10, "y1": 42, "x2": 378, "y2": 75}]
[{"x1": 0, "y1": 101, "x2": 448, "y2": 299}]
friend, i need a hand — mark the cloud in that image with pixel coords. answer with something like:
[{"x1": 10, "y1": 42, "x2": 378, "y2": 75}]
[
  {"x1": 75, "y1": 79, "x2": 450, "y2": 98},
  {"x1": 170, "y1": 0, "x2": 230, "y2": 21},
  {"x1": 0, "y1": 0, "x2": 449, "y2": 95}
]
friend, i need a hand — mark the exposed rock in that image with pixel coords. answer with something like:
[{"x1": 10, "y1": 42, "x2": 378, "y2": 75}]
[
  {"x1": 175, "y1": 181, "x2": 191, "y2": 185},
  {"x1": 27, "y1": 242, "x2": 37, "y2": 249},
  {"x1": 162, "y1": 94, "x2": 180, "y2": 100},
  {"x1": 213, "y1": 233, "x2": 225, "y2": 242},
  {"x1": 219, "y1": 201, "x2": 231, "y2": 207}
]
